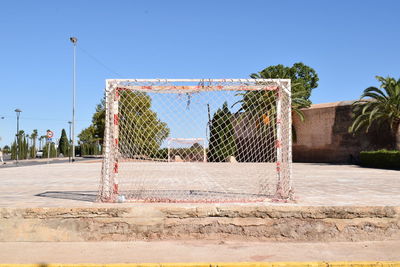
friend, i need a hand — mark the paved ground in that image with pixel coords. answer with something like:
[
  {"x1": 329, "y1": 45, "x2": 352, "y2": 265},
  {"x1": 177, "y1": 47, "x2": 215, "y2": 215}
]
[
  {"x1": 0, "y1": 161, "x2": 398, "y2": 207},
  {"x1": 0, "y1": 157, "x2": 99, "y2": 168},
  {"x1": 0, "y1": 161, "x2": 399, "y2": 263},
  {"x1": 1, "y1": 240, "x2": 399, "y2": 263}
]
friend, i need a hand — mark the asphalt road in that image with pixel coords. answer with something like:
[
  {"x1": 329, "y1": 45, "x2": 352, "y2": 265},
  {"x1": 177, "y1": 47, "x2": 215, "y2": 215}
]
[{"x1": 0, "y1": 156, "x2": 100, "y2": 168}]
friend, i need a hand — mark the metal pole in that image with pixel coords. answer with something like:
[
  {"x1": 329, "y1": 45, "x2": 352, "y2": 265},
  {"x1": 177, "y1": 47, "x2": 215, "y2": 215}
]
[
  {"x1": 275, "y1": 86, "x2": 283, "y2": 197},
  {"x1": 68, "y1": 121, "x2": 72, "y2": 163},
  {"x1": 16, "y1": 115, "x2": 19, "y2": 165},
  {"x1": 15, "y1": 109, "x2": 22, "y2": 165},
  {"x1": 203, "y1": 140, "x2": 207, "y2": 163},
  {"x1": 16, "y1": 114, "x2": 19, "y2": 164},
  {"x1": 70, "y1": 37, "x2": 78, "y2": 162},
  {"x1": 167, "y1": 139, "x2": 171, "y2": 163},
  {"x1": 287, "y1": 80, "x2": 293, "y2": 195},
  {"x1": 47, "y1": 141, "x2": 50, "y2": 164}
]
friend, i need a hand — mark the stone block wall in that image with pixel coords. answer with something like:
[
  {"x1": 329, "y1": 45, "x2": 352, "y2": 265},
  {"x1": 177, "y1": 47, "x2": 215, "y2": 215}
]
[{"x1": 293, "y1": 101, "x2": 394, "y2": 163}]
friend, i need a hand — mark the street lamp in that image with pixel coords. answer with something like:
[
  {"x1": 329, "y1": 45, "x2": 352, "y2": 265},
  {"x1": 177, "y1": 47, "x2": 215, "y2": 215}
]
[
  {"x1": 0, "y1": 117, "x2": 4, "y2": 148},
  {"x1": 68, "y1": 121, "x2": 72, "y2": 163},
  {"x1": 15, "y1": 109, "x2": 22, "y2": 165},
  {"x1": 70, "y1": 36, "x2": 77, "y2": 162}
]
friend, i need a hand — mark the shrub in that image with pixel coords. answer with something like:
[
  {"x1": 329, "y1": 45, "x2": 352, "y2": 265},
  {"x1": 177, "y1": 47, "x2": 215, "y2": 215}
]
[{"x1": 359, "y1": 150, "x2": 400, "y2": 170}]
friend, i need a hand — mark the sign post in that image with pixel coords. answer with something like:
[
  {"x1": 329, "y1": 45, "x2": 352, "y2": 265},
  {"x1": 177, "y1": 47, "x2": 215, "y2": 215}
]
[{"x1": 46, "y1": 130, "x2": 54, "y2": 164}]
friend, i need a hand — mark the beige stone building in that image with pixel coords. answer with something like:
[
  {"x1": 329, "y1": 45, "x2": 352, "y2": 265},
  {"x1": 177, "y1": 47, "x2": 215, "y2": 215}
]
[{"x1": 293, "y1": 101, "x2": 395, "y2": 163}]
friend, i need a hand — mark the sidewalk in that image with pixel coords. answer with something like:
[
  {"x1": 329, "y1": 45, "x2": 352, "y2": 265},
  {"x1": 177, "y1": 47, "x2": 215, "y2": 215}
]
[{"x1": 0, "y1": 241, "x2": 399, "y2": 264}]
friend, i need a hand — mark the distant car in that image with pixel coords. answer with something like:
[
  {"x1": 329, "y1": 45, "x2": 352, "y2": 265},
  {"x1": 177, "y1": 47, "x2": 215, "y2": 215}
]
[{"x1": 36, "y1": 150, "x2": 43, "y2": 158}]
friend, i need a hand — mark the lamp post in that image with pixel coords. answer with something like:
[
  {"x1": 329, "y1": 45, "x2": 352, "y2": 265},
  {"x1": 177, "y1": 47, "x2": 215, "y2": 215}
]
[
  {"x1": 0, "y1": 117, "x2": 4, "y2": 150},
  {"x1": 15, "y1": 109, "x2": 22, "y2": 165},
  {"x1": 70, "y1": 36, "x2": 77, "y2": 162},
  {"x1": 68, "y1": 121, "x2": 72, "y2": 163}
]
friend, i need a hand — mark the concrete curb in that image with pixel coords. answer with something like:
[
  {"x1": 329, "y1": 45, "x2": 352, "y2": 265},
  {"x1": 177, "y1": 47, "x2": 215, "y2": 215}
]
[
  {"x1": 1, "y1": 206, "x2": 399, "y2": 242},
  {"x1": 1, "y1": 262, "x2": 400, "y2": 267}
]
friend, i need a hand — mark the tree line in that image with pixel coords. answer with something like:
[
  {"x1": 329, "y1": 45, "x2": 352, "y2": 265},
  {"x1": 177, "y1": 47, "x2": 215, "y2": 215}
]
[
  {"x1": 77, "y1": 62, "x2": 319, "y2": 161},
  {"x1": 4, "y1": 128, "x2": 76, "y2": 159},
  {"x1": 77, "y1": 62, "x2": 399, "y2": 161}
]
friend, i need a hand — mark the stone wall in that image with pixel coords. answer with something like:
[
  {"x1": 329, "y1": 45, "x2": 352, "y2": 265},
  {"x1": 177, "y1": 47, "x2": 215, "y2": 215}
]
[
  {"x1": 0, "y1": 206, "x2": 399, "y2": 242},
  {"x1": 293, "y1": 101, "x2": 394, "y2": 163}
]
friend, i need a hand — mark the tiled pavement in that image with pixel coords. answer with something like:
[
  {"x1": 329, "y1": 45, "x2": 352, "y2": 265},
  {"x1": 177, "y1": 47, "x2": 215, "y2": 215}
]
[{"x1": 0, "y1": 161, "x2": 399, "y2": 207}]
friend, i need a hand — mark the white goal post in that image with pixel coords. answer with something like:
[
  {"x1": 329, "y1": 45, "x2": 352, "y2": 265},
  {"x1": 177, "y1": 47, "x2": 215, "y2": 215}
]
[
  {"x1": 98, "y1": 79, "x2": 292, "y2": 203},
  {"x1": 167, "y1": 138, "x2": 207, "y2": 163}
]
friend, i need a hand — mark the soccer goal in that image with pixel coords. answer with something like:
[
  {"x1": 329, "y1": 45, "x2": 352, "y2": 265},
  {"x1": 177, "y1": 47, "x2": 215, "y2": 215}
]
[
  {"x1": 167, "y1": 138, "x2": 207, "y2": 163},
  {"x1": 98, "y1": 79, "x2": 292, "y2": 203}
]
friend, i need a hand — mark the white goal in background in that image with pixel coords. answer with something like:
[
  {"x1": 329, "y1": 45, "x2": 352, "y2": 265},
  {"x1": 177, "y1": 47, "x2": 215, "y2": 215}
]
[
  {"x1": 167, "y1": 138, "x2": 207, "y2": 163},
  {"x1": 98, "y1": 79, "x2": 292, "y2": 203}
]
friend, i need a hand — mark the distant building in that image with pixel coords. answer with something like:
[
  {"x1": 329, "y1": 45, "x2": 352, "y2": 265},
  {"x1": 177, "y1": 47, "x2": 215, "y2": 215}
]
[{"x1": 293, "y1": 101, "x2": 395, "y2": 163}]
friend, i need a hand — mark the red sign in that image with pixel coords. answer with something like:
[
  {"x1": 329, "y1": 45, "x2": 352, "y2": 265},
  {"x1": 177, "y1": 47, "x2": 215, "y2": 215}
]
[{"x1": 47, "y1": 131, "x2": 54, "y2": 138}]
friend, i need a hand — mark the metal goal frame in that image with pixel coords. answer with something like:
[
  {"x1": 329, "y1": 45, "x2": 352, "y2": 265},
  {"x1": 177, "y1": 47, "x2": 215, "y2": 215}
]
[{"x1": 98, "y1": 79, "x2": 292, "y2": 203}]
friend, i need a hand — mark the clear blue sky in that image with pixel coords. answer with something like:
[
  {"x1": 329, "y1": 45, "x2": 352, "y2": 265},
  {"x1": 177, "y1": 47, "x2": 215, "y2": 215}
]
[{"x1": 0, "y1": 0, "x2": 399, "y2": 147}]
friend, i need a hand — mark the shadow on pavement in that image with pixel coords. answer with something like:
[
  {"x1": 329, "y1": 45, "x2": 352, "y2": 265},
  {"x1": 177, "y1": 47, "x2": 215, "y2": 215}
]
[{"x1": 35, "y1": 191, "x2": 97, "y2": 202}]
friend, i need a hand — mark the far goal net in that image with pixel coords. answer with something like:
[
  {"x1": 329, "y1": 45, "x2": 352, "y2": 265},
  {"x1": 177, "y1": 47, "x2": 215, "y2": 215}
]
[
  {"x1": 98, "y1": 79, "x2": 292, "y2": 203},
  {"x1": 167, "y1": 138, "x2": 206, "y2": 163}
]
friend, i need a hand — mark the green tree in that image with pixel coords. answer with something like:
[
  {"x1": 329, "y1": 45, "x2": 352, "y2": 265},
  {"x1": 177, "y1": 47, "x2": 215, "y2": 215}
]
[
  {"x1": 230, "y1": 63, "x2": 319, "y2": 148},
  {"x1": 29, "y1": 145, "x2": 35, "y2": 159},
  {"x1": 208, "y1": 102, "x2": 237, "y2": 162},
  {"x1": 42, "y1": 129, "x2": 57, "y2": 158},
  {"x1": 78, "y1": 90, "x2": 170, "y2": 157},
  {"x1": 2, "y1": 145, "x2": 10, "y2": 154},
  {"x1": 14, "y1": 130, "x2": 26, "y2": 160},
  {"x1": 10, "y1": 142, "x2": 17, "y2": 160},
  {"x1": 24, "y1": 134, "x2": 29, "y2": 159},
  {"x1": 10, "y1": 130, "x2": 31, "y2": 160},
  {"x1": 43, "y1": 142, "x2": 49, "y2": 158},
  {"x1": 78, "y1": 126, "x2": 96, "y2": 143},
  {"x1": 118, "y1": 90, "x2": 170, "y2": 157},
  {"x1": 39, "y1": 135, "x2": 46, "y2": 150},
  {"x1": 58, "y1": 129, "x2": 69, "y2": 156},
  {"x1": 249, "y1": 62, "x2": 319, "y2": 119},
  {"x1": 78, "y1": 125, "x2": 100, "y2": 156},
  {"x1": 29, "y1": 129, "x2": 38, "y2": 158},
  {"x1": 92, "y1": 99, "x2": 106, "y2": 144},
  {"x1": 51, "y1": 143, "x2": 57, "y2": 157},
  {"x1": 349, "y1": 76, "x2": 400, "y2": 150},
  {"x1": 43, "y1": 142, "x2": 57, "y2": 158}
]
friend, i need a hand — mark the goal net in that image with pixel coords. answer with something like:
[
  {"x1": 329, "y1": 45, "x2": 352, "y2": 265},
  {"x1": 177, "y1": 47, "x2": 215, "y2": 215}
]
[
  {"x1": 98, "y1": 79, "x2": 292, "y2": 203},
  {"x1": 167, "y1": 138, "x2": 206, "y2": 163}
]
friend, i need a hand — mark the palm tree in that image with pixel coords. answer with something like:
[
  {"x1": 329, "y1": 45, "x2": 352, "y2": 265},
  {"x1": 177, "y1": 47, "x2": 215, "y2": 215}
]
[
  {"x1": 248, "y1": 71, "x2": 313, "y2": 143},
  {"x1": 39, "y1": 135, "x2": 46, "y2": 150},
  {"x1": 250, "y1": 70, "x2": 312, "y2": 122},
  {"x1": 31, "y1": 129, "x2": 38, "y2": 148},
  {"x1": 349, "y1": 76, "x2": 400, "y2": 150},
  {"x1": 25, "y1": 134, "x2": 30, "y2": 159},
  {"x1": 30, "y1": 129, "x2": 38, "y2": 158}
]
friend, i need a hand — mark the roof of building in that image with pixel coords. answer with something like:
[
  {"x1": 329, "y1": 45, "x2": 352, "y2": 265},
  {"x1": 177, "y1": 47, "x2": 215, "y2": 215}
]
[{"x1": 304, "y1": 100, "x2": 356, "y2": 110}]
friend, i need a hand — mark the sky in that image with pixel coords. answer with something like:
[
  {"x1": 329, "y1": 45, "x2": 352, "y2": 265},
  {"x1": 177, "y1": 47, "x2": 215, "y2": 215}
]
[{"x1": 0, "y1": 0, "x2": 399, "y2": 147}]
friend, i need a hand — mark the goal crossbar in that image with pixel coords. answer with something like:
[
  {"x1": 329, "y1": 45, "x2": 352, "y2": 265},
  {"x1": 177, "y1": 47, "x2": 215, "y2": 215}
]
[{"x1": 107, "y1": 79, "x2": 291, "y2": 95}]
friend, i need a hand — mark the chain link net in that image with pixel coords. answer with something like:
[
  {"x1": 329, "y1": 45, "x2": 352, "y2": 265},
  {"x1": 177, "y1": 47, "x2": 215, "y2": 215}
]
[{"x1": 99, "y1": 79, "x2": 292, "y2": 203}]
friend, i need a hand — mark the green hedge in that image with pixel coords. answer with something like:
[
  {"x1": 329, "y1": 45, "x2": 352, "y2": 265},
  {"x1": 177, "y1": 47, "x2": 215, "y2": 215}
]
[{"x1": 359, "y1": 150, "x2": 400, "y2": 170}]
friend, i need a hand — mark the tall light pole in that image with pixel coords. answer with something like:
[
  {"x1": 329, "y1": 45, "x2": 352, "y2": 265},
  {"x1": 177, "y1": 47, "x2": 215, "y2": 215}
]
[
  {"x1": 68, "y1": 121, "x2": 72, "y2": 163},
  {"x1": 15, "y1": 109, "x2": 22, "y2": 165},
  {"x1": 0, "y1": 117, "x2": 4, "y2": 150},
  {"x1": 70, "y1": 36, "x2": 77, "y2": 162}
]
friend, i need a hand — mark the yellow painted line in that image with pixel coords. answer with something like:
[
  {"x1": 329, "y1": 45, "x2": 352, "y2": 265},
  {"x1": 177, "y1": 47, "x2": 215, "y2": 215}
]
[{"x1": 0, "y1": 262, "x2": 400, "y2": 267}]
